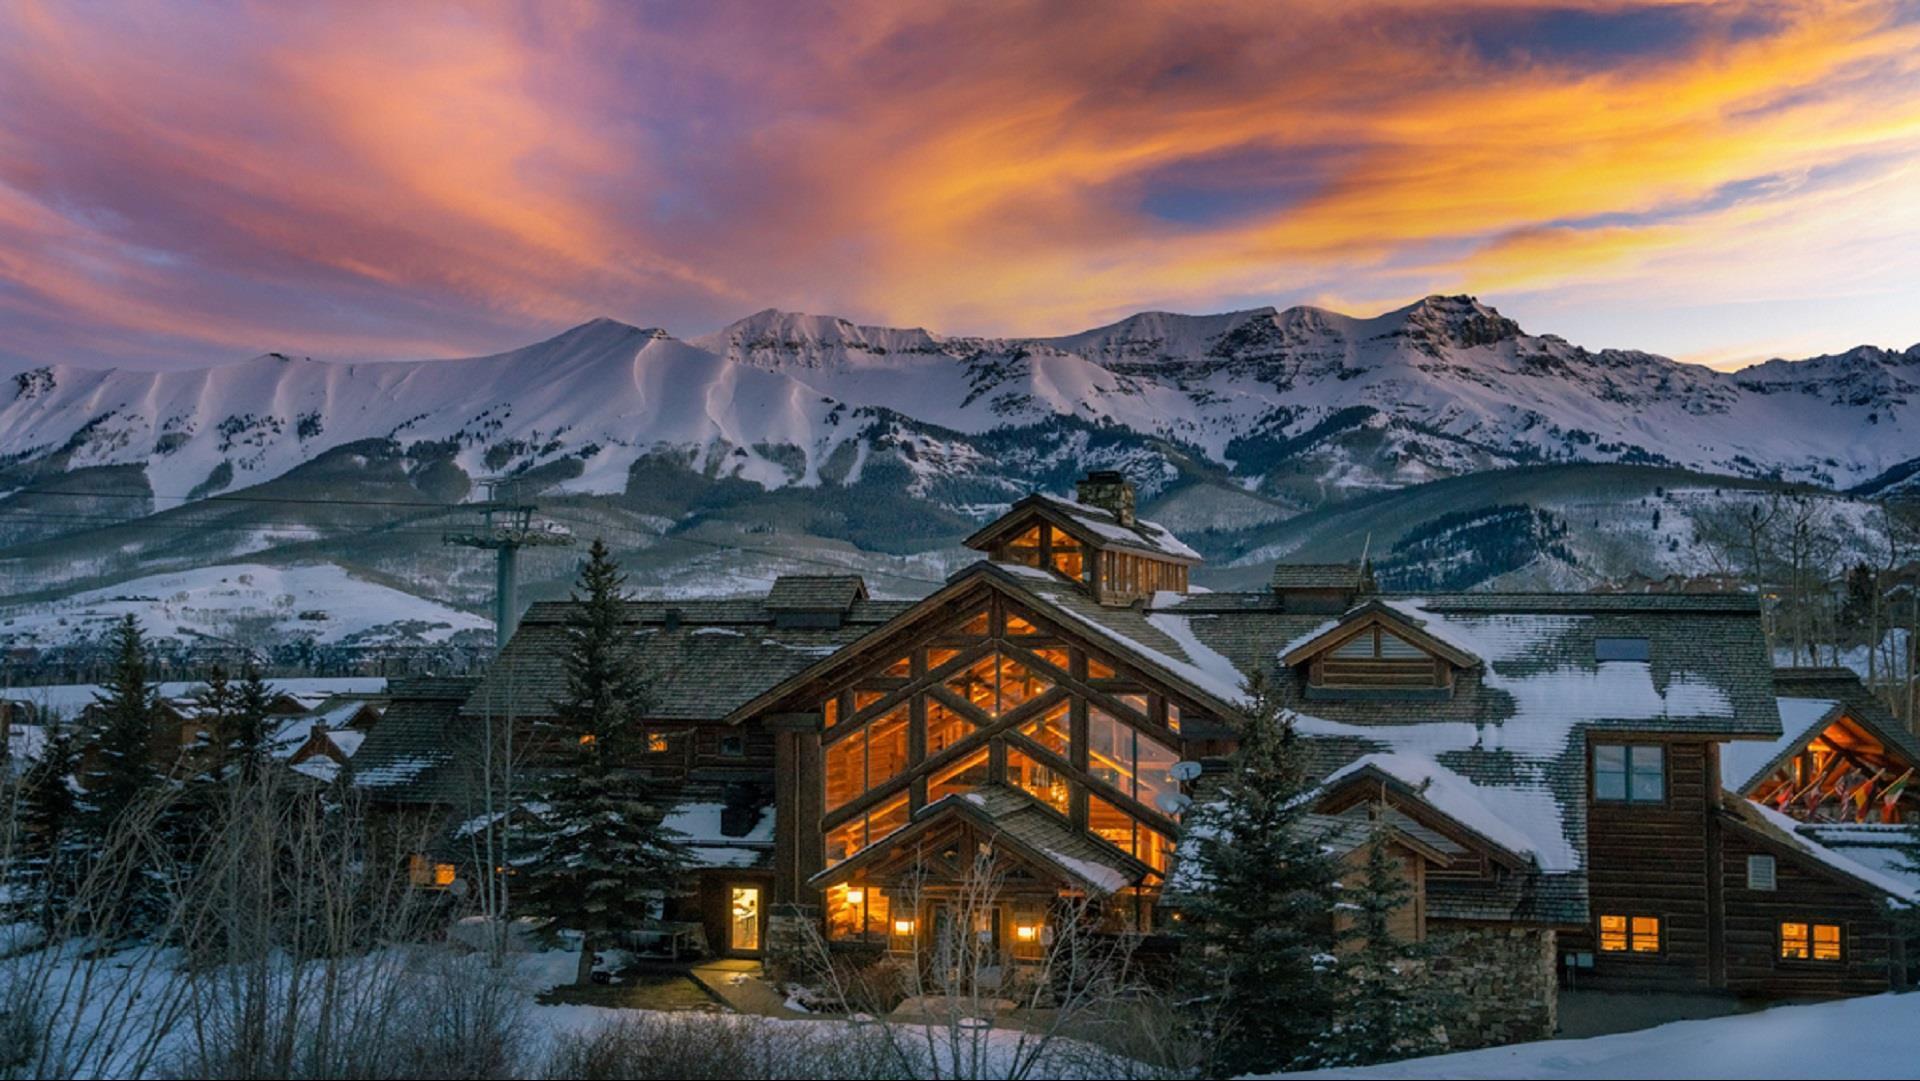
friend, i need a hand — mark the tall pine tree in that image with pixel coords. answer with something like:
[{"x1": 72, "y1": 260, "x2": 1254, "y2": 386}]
[
  {"x1": 11, "y1": 728, "x2": 83, "y2": 933},
  {"x1": 79, "y1": 615, "x2": 162, "y2": 836},
  {"x1": 517, "y1": 539, "x2": 689, "y2": 983},
  {"x1": 1323, "y1": 817, "x2": 1459, "y2": 1066},
  {"x1": 1178, "y1": 672, "x2": 1342, "y2": 1077},
  {"x1": 231, "y1": 664, "x2": 274, "y2": 781}
]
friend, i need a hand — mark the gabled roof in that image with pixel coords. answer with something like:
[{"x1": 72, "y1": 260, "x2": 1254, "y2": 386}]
[
  {"x1": 963, "y1": 493, "x2": 1202, "y2": 563},
  {"x1": 723, "y1": 560, "x2": 1255, "y2": 724},
  {"x1": 1313, "y1": 753, "x2": 1544, "y2": 871},
  {"x1": 1725, "y1": 669, "x2": 1920, "y2": 795},
  {"x1": 1725, "y1": 798, "x2": 1919, "y2": 903},
  {"x1": 811, "y1": 784, "x2": 1147, "y2": 895},
  {"x1": 350, "y1": 676, "x2": 479, "y2": 803},
  {"x1": 1276, "y1": 600, "x2": 1481, "y2": 669}
]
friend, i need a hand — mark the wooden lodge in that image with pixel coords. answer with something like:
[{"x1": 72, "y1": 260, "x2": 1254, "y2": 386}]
[{"x1": 346, "y1": 471, "x2": 1916, "y2": 1036}]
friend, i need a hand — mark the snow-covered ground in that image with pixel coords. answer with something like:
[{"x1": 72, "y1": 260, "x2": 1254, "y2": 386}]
[
  {"x1": 1271, "y1": 993, "x2": 1920, "y2": 1079},
  {"x1": 0, "y1": 562, "x2": 489, "y2": 652},
  {"x1": 2, "y1": 675, "x2": 387, "y2": 719}
]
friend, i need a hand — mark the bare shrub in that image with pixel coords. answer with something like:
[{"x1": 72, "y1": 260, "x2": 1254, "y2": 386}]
[{"x1": 543, "y1": 1012, "x2": 897, "y2": 1081}]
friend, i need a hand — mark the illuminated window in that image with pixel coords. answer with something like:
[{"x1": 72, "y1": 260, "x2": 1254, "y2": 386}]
[
  {"x1": 1017, "y1": 701, "x2": 1071, "y2": 757},
  {"x1": 960, "y1": 610, "x2": 990, "y2": 637},
  {"x1": 1006, "y1": 614, "x2": 1039, "y2": 636},
  {"x1": 1087, "y1": 655, "x2": 1118, "y2": 679},
  {"x1": 1031, "y1": 646, "x2": 1069, "y2": 672},
  {"x1": 1598, "y1": 913, "x2": 1661, "y2": 953},
  {"x1": 1048, "y1": 527, "x2": 1084, "y2": 580},
  {"x1": 853, "y1": 689, "x2": 885, "y2": 714},
  {"x1": 1088, "y1": 708, "x2": 1181, "y2": 814},
  {"x1": 408, "y1": 854, "x2": 457, "y2": 889},
  {"x1": 1088, "y1": 795, "x2": 1173, "y2": 873},
  {"x1": 645, "y1": 731, "x2": 668, "y2": 753},
  {"x1": 1594, "y1": 744, "x2": 1664, "y2": 803},
  {"x1": 1781, "y1": 921, "x2": 1842, "y2": 961},
  {"x1": 1165, "y1": 702, "x2": 1182, "y2": 734},
  {"x1": 823, "y1": 697, "x2": 840, "y2": 728},
  {"x1": 927, "y1": 646, "x2": 961, "y2": 671},
  {"x1": 883, "y1": 655, "x2": 912, "y2": 678},
  {"x1": 1011, "y1": 902, "x2": 1047, "y2": 960},
  {"x1": 824, "y1": 706, "x2": 908, "y2": 810},
  {"x1": 824, "y1": 794, "x2": 909, "y2": 866},
  {"x1": 926, "y1": 698, "x2": 976, "y2": 756},
  {"x1": 1007, "y1": 525, "x2": 1043, "y2": 568},
  {"x1": 826, "y1": 883, "x2": 892, "y2": 940},
  {"x1": 729, "y1": 886, "x2": 761, "y2": 952},
  {"x1": 579, "y1": 732, "x2": 598, "y2": 746},
  {"x1": 943, "y1": 652, "x2": 1052, "y2": 716},
  {"x1": 928, "y1": 747, "x2": 990, "y2": 802},
  {"x1": 1007, "y1": 747, "x2": 1071, "y2": 815}
]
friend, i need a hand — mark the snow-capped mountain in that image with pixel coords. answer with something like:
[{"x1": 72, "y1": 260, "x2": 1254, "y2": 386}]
[{"x1": 4, "y1": 295, "x2": 1915, "y2": 513}]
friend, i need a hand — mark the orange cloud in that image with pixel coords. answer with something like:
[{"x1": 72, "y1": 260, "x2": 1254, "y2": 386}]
[{"x1": 0, "y1": 0, "x2": 1916, "y2": 367}]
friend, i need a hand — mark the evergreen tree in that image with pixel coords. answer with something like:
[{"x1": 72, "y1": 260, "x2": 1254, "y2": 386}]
[
  {"x1": 1178, "y1": 672, "x2": 1342, "y2": 1077},
  {"x1": 1323, "y1": 817, "x2": 1459, "y2": 1066},
  {"x1": 11, "y1": 728, "x2": 83, "y2": 933},
  {"x1": 79, "y1": 615, "x2": 162, "y2": 836},
  {"x1": 517, "y1": 539, "x2": 689, "y2": 983},
  {"x1": 231, "y1": 664, "x2": 275, "y2": 781}
]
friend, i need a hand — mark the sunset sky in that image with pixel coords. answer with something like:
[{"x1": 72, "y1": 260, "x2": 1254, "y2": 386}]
[{"x1": 3, "y1": 0, "x2": 1918, "y2": 371}]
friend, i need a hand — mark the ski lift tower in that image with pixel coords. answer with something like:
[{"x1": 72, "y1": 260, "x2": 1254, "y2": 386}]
[{"x1": 444, "y1": 480, "x2": 574, "y2": 653}]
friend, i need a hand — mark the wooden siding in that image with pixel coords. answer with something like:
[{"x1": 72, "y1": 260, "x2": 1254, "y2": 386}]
[
  {"x1": 1573, "y1": 737, "x2": 1718, "y2": 991},
  {"x1": 1719, "y1": 818, "x2": 1901, "y2": 997}
]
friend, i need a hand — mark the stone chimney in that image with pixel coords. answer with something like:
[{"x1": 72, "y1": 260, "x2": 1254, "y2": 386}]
[{"x1": 1075, "y1": 470, "x2": 1136, "y2": 526}]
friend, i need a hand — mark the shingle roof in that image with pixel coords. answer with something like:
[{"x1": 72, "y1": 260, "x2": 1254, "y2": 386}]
[
  {"x1": 467, "y1": 595, "x2": 913, "y2": 723},
  {"x1": 1269, "y1": 562, "x2": 1366, "y2": 590},
  {"x1": 765, "y1": 575, "x2": 868, "y2": 612},
  {"x1": 350, "y1": 676, "x2": 479, "y2": 804},
  {"x1": 964, "y1": 494, "x2": 1202, "y2": 562}
]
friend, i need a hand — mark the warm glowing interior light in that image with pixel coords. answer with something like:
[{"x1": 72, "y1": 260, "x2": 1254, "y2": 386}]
[
  {"x1": 1015, "y1": 924, "x2": 1037, "y2": 941},
  {"x1": 893, "y1": 919, "x2": 915, "y2": 935},
  {"x1": 846, "y1": 888, "x2": 864, "y2": 904}
]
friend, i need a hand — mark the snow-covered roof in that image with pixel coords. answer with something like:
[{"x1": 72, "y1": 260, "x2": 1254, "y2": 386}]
[
  {"x1": 964, "y1": 492, "x2": 1202, "y2": 563},
  {"x1": 1318, "y1": 752, "x2": 1577, "y2": 871},
  {"x1": 1722, "y1": 696, "x2": 1842, "y2": 793},
  {"x1": 1745, "y1": 802, "x2": 1918, "y2": 903}
]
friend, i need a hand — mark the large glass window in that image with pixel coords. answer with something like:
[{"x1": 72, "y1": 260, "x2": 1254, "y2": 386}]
[
  {"x1": 1007, "y1": 525, "x2": 1043, "y2": 568},
  {"x1": 1594, "y1": 744, "x2": 1664, "y2": 803},
  {"x1": 944, "y1": 652, "x2": 1052, "y2": 716},
  {"x1": 1007, "y1": 747, "x2": 1070, "y2": 814},
  {"x1": 1049, "y1": 526, "x2": 1084, "y2": 580},
  {"x1": 1018, "y1": 701, "x2": 1071, "y2": 757},
  {"x1": 928, "y1": 748, "x2": 990, "y2": 803},
  {"x1": 1089, "y1": 795, "x2": 1173, "y2": 874},
  {"x1": 826, "y1": 883, "x2": 892, "y2": 940},
  {"x1": 824, "y1": 705, "x2": 908, "y2": 811},
  {"x1": 825, "y1": 794, "x2": 910, "y2": 866},
  {"x1": 926, "y1": 698, "x2": 975, "y2": 756},
  {"x1": 1089, "y1": 707, "x2": 1181, "y2": 815}
]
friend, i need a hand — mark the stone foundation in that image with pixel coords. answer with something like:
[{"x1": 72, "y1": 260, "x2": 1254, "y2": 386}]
[
  {"x1": 1427, "y1": 926, "x2": 1558, "y2": 1049},
  {"x1": 764, "y1": 903, "x2": 820, "y2": 984}
]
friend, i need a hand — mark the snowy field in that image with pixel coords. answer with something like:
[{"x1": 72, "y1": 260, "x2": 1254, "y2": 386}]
[
  {"x1": 0, "y1": 562, "x2": 489, "y2": 652},
  {"x1": 1272, "y1": 993, "x2": 1920, "y2": 1079}
]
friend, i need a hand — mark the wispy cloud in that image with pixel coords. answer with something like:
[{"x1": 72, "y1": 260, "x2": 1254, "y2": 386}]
[{"x1": 1, "y1": 0, "x2": 1916, "y2": 368}]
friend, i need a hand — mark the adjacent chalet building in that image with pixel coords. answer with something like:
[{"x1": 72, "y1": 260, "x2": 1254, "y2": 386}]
[{"x1": 353, "y1": 472, "x2": 1917, "y2": 1038}]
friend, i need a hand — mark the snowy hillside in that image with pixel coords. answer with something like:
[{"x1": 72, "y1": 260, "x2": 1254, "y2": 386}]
[{"x1": 0, "y1": 563, "x2": 489, "y2": 652}]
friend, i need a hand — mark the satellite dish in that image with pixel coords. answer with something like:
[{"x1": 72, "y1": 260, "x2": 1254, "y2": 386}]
[
  {"x1": 1170, "y1": 760, "x2": 1204, "y2": 782},
  {"x1": 447, "y1": 877, "x2": 470, "y2": 899},
  {"x1": 1156, "y1": 791, "x2": 1194, "y2": 816}
]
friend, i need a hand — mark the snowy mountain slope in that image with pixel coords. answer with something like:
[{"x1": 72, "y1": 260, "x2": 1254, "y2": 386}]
[
  {"x1": 4, "y1": 296, "x2": 1915, "y2": 515},
  {"x1": 0, "y1": 562, "x2": 490, "y2": 651}
]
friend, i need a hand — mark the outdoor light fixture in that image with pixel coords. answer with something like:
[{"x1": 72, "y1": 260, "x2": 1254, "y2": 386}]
[
  {"x1": 846, "y1": 888, "x2": 864, "y2": 904},
  {"x1": 893, "y1": 918, "x2": 915, "y2": 935},
  {"x1": 1015, "y1": 924, "x2": 1038, "y2": 941}
]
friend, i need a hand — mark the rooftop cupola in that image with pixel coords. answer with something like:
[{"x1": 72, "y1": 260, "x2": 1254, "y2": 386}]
[
  {"x1": 964, "y1": 470, "x2": 1202, "y2": 606},
  {"x1": 1075, "y1": 469, "x2": 1136, "y2": 526}
]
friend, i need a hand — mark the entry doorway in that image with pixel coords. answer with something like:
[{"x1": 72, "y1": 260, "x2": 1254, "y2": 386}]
[{"x1": 729, "y1": 885, "x2": 762, "y2": 953}]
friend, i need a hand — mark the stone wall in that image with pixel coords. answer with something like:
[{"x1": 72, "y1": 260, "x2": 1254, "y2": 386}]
[{"x1": 1428, "y1": 925, "x2": 1559, "y2": 1049}]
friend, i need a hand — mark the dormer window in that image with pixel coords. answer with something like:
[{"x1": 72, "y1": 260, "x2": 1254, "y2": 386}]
[
  {"x1": 1281, "y1": 605, "x2": 1475, "y2": 696},
  {"x1": 1050, "y1": 528, "x2": 1085, "y2": 579}
]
